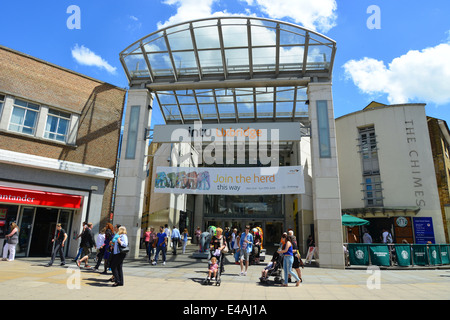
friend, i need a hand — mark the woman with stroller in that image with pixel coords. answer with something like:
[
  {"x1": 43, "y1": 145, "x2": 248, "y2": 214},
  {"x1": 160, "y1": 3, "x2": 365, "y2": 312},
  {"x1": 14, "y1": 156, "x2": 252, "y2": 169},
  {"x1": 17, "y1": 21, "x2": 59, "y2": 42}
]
[
  {"x1": 278, "y1": 233, "x2": 301, "y2": 287},
  {"x1": 210, "y1": 227, "x2": 227, "y2": 273}
]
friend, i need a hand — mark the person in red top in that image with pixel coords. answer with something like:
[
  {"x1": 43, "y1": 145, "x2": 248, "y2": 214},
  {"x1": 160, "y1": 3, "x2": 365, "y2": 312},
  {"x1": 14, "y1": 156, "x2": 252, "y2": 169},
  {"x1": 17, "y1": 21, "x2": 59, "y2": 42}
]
[{"x1": 46, "y1": 224, "x2": 67, "y2": 267}]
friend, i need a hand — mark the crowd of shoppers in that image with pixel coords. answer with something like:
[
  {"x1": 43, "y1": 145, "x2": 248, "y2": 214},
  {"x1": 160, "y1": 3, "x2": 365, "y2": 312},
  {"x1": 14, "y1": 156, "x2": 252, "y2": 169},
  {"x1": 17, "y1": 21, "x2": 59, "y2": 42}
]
[{"x1": 1, "y1": 221, "x2": 308, "y2": 288}]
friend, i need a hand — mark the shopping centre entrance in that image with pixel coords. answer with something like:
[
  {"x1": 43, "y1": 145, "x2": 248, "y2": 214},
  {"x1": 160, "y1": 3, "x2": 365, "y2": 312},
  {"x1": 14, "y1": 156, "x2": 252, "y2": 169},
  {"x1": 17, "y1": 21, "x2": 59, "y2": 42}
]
[{"x1": 114, "y1": 16, "x2": 345, "y2": 268}]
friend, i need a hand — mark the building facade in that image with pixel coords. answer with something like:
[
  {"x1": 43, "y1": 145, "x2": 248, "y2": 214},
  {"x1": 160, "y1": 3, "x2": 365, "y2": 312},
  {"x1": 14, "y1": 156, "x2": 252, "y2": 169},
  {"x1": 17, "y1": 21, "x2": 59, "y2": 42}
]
[
  {"x1": 427, "y1": 117, "x2": 450, "y2": 243},
  {"x1": 336, "y1": 102, "x2": 446, "y2": 244},
  {"x1": 0, "y1": 46, "x2": 126, "y2": 258},
  {"x1": 114, "y1": 17, "x2": 344, "y2": 268}
]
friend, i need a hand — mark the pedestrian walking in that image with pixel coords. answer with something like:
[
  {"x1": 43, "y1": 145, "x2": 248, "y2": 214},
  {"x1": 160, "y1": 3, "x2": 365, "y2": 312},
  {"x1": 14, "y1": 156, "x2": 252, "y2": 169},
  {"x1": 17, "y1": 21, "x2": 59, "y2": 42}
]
[
  {"x1": 2, "y1": 222, "x2": 19, "y2": 261},
  {"x1": 278, "y1": 233, "x2": 301, "y2": 287},
  {"x1": 76, "y1": 222, "x2": 96, "y2": 268},
  {"x1": 171, "y1": 225, "x2": 181, "y2": 255},
  {"x1": 99, "y1": 223, "x2": 114, "y2": 274},
  {"x1": 143, "y1": 227, "x2": 151, "y2": 255},
  {"x1": 152, "y1": 226, "x2": 167, "y2": 265},
  {"x1": 73, "y1": 222, "x2": 87, "y2": 262},
  {"x1": 182, "y1": 228, "x2": 189, "y2": 254},
  {"x1": 45, "y1": 224, "x2": 67, "y2": 266},
  {"x1": 239, "y1": 225, "x2": 253, "y2": 276},
  {"x1": 110, "y1": 226, "x2": 128, "y2": 287},
  {"x1": 148, "y1": 227, "x2": 157, "y2": 262},
  {"x1": 195, "y1": 226, "x2": 201, "y2": 245},
  {"x1": 93, "y1": 227, "x2": 106, "y2": 271},
  {"x1": 288, "y1": 231, "x2": 303, "y2": 283},
  {"x1": 233, "y1": 230, "x2": 240, "y2": 264}
]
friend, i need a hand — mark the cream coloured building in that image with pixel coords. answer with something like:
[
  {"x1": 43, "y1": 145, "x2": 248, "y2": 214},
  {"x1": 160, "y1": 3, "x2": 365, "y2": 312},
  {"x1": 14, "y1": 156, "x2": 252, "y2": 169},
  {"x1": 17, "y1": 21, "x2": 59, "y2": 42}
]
[{"x1": 336, "y1": 102, "x2": 446, "y2": 244}]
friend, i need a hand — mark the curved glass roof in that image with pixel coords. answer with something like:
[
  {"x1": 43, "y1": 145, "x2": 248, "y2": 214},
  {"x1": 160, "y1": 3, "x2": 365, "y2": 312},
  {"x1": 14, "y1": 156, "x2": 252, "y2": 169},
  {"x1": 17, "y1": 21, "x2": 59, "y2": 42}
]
[{"x1": 120, "y1": 17, "x2": 336, "y2": 124}]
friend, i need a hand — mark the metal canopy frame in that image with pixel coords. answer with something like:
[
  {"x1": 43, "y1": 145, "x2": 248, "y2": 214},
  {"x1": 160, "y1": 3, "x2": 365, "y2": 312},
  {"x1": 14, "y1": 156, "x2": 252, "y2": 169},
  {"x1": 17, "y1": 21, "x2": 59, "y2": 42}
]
[{"x1": 120, "y1": 17, "x2": 336, "y2": 124}]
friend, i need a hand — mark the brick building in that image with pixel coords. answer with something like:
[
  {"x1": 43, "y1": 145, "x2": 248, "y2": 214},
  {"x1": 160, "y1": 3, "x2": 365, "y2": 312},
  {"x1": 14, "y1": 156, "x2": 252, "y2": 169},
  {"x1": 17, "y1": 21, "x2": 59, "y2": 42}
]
[
  {"x1": 427, "y1": 117, "x2": 450, "y2": 243},
  {"x1": 0, "y1": 46, "x2": 126, "y2": 258}
]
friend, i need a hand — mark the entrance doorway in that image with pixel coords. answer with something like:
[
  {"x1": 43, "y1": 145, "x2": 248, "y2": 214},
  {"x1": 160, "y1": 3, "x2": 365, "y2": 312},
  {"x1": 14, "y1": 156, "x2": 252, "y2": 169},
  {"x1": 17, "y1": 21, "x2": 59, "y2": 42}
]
[{"x1": 29, "y1": 208, "x2": 58, "y2": 256}]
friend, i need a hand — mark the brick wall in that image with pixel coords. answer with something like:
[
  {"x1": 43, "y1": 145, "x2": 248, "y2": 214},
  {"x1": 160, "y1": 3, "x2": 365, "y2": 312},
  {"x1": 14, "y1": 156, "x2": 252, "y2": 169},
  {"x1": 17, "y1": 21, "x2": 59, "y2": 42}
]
[
  {"x1": 427, "y1": 117, "x2": 450, "y2": 242},
  {"x1": 0, "y1": 46, "x2": 126, "y2": 219}
]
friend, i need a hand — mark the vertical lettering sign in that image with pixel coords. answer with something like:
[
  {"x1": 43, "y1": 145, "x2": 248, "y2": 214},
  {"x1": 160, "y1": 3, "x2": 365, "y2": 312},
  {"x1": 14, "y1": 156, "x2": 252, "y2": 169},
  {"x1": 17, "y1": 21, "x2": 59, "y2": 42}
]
[{"x1": 405, "y1": 120, "x2": 426, "y2": 207}]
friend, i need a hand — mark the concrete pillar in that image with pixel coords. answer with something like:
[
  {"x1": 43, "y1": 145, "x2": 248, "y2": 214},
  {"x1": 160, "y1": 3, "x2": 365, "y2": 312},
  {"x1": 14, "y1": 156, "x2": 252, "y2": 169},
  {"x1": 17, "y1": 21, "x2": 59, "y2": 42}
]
[
  {"x1": 114, "y1": 88, "x2": 153, "y2": 259},
  {"x1": 307, "y1": 82, "x2": 344, "y2": 269}
]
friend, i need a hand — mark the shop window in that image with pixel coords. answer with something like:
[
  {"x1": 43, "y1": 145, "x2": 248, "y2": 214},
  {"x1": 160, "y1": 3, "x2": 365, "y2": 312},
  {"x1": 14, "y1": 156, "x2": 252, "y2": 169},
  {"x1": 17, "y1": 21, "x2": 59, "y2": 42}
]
[
  {"x1": 44, "y1": 109, "x2": 71, "y2": 142},
  {"x1": 9, "y1": 99, "x2": 40, "y2": 135}
]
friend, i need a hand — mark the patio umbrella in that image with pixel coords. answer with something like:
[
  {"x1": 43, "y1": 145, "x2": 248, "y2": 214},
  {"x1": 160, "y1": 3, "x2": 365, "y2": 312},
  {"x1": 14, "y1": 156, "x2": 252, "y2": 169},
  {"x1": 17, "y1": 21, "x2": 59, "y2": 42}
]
[{"x1": 341, "y1": 214, "x2": 370, "y2": 227}]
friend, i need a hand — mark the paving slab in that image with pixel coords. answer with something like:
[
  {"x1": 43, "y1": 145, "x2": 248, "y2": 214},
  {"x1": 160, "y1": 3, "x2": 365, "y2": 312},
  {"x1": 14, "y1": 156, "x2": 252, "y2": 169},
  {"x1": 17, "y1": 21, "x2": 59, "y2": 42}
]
[{"x1": 0, "y1": 245, "x2": 449, "y2": 302}]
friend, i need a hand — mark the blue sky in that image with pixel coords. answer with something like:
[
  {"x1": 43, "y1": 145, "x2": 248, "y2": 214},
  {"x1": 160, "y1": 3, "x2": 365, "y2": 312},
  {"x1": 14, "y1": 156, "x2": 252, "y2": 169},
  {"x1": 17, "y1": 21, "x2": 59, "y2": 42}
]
[{"x1": 1, "y1": 0, "x2": 449, "y2": 125}]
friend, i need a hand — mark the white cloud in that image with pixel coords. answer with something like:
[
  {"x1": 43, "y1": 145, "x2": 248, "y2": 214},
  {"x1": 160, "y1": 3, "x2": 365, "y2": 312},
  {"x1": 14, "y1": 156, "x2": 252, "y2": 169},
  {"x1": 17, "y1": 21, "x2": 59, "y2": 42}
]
[
  {"x1": 71, "y1": 44, "x2": 117, "y2": 74},
  {"x1": 241, "y1": 0, "x2": 337, "y2": 33},
  {"x1": 343, "y1": 42, "x2": 450, "y2": 105},
  {"x1": 158, "y1": 0, "x2": 337, "y2": 33},
  {"x1": 157, "y1": 0, "x2": 223, "y2": 29}
]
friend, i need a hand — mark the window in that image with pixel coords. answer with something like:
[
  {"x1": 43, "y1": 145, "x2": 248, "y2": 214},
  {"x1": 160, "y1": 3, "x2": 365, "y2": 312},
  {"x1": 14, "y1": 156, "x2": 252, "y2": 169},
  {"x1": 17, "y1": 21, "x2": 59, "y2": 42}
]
[
  {"x1": 358, "y1": 126, "x2": 379, "y2": 175},
  {"x1": 316, "y1": 100, "x2": 331, "y2": 158},
  {"x1": 0, "y1": 94, "x2": 4, "y2": 116},
  {"x1": 9, "y1": 99, "x2": 40, "y2": 135},
  {"x1": 362, "y1": 175, "x2": 384, "y2": 206},
  {"x1": 44, "y1": 109, "x2": 71, "y2": 142}
]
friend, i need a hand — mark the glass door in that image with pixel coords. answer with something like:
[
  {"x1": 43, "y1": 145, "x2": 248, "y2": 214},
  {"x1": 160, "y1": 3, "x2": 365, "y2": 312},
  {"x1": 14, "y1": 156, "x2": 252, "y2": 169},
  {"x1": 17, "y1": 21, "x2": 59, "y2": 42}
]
[
  {"x1": 17, "y1": 207, "x2": 36, "y2": 257},
  {"x1": 57, "y1": 209, "x2": 73, "y2": 257}
]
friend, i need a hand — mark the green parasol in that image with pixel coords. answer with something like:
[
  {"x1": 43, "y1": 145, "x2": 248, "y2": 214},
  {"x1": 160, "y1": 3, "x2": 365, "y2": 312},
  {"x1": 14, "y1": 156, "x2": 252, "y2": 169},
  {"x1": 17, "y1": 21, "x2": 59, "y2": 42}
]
[{"x1": 341, "y1": 214, "x2": 370, "y2": 227}]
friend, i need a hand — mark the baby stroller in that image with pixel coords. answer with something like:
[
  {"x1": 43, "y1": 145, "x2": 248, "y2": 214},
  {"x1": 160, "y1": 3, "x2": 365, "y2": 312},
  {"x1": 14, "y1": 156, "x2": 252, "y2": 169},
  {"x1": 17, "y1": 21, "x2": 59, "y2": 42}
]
[
  {"x1": 259, "y1": 252, "x2": 283, "y2": 285},
  {"x1": 202, "y1": 249, "x2": 223, "y2": 286}
]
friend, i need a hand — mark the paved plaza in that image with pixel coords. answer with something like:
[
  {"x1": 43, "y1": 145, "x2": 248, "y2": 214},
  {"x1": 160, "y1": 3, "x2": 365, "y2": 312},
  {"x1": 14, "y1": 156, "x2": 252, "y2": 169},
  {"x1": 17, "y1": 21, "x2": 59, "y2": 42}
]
[{"x1": 1, "y1": 244, "x2": 450, "y2": 301}]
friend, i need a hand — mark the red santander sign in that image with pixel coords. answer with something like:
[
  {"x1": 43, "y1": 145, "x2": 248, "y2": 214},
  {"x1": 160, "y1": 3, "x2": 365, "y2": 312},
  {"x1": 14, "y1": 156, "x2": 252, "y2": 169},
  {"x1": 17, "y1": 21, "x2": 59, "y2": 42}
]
[{"x1": 0, "y1": 186, "x2": 82, "y2": 209}]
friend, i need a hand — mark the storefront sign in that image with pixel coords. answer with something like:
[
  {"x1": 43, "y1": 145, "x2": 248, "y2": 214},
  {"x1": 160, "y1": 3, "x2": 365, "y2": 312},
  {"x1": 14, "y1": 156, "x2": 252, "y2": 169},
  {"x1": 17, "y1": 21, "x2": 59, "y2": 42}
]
[
  {"x1": 153, "y1": 122, "x2": 302, "y2": 143},
  {"x1": 305, "y1": 247, "x2": 316, "y2": 264},
  {"x1": 154, "y1": 166, "x2": 304, "y2": 195},
  {"x1": 348, "y1": 244, "x2": 369, "y2": 266},
  {"x1": 412, "y1": 245, "x2": 428, "y2": 266},
  {"x1": 428, "y1": 245, "x2": 442, "y2": 265},
  {"x1": 369, "y1": 245, "x2": 391, "y2": 266},
  {"x1": 413, "y1": 217, "x2": 435, "y2": 244},
  {"x1": 395, "y1": 244, "x2": 412, "y2": 266},
  {"x1": 440, "y1": 245, "x2": 450, "y2": 265},
  {"x1": 0, "y1": 186, "x2": 82, "y2": 209}
]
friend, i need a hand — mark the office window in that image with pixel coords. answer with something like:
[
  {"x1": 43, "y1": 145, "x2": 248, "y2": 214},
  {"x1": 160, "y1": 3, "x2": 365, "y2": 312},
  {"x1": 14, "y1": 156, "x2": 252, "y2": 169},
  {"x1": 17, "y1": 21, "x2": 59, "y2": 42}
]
[
  {"x1": 0, "y1": 94, "x2": 4, "y2": 116},
  {"x1": 362, "y1": 175, "x2": 384, "y2": 206},
  {"x1": 44, "y1": 109, "x2": 71, "y2": 142},
  {"x1": 9, "y1": 99, "x2": 40, "y2": 135},
  {"x1": 359, "y1": 126, "x2": 379, "y2": 175}
]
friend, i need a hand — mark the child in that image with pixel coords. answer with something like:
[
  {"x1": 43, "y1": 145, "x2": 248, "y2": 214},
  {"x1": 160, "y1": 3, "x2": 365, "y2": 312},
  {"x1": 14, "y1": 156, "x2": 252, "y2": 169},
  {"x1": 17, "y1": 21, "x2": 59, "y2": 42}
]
[
  {"x1": 260, "y1": 252, "x2": 278, "y2": 281},
  {"x1": 208, "y1": 256, "x2": 219, "y2": 280}
]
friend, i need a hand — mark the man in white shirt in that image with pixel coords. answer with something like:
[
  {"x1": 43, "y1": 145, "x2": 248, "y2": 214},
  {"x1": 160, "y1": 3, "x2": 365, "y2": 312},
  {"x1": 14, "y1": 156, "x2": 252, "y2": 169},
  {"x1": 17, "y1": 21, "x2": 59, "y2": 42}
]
[
  {"x1": 363, "y1": 230, "x2": 372, "y2": 244},
  {"x1": 171, "y1": 226, "x2": 181, "y2": 255}
]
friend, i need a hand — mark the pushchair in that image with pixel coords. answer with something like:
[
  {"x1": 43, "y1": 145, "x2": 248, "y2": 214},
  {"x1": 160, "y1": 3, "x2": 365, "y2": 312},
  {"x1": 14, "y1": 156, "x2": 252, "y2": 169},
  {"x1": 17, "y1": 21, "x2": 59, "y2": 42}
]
[
  {"x1": 202, "y1": 249, "x2": 223, "y2": 286},
  {"x1": 259, "y1": 251, "x2": 283, "y2": 285}
]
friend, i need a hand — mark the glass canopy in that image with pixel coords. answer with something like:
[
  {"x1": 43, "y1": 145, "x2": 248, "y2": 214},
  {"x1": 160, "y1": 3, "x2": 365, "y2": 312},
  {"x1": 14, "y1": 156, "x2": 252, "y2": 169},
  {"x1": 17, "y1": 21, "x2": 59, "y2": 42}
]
[{"x1": 120, "y1": 17, "x2": 336, "y2": 124}]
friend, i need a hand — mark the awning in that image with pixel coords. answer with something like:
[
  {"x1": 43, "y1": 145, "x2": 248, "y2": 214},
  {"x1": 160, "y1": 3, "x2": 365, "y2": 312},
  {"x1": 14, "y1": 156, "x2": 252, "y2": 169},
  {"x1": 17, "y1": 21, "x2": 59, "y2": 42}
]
[
  {"x1": 0, "y1": 186, "x2": 83, "y2": 209},
  {"x1": 342, "y1": 214, "x2": 370, "y2": 227}
]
